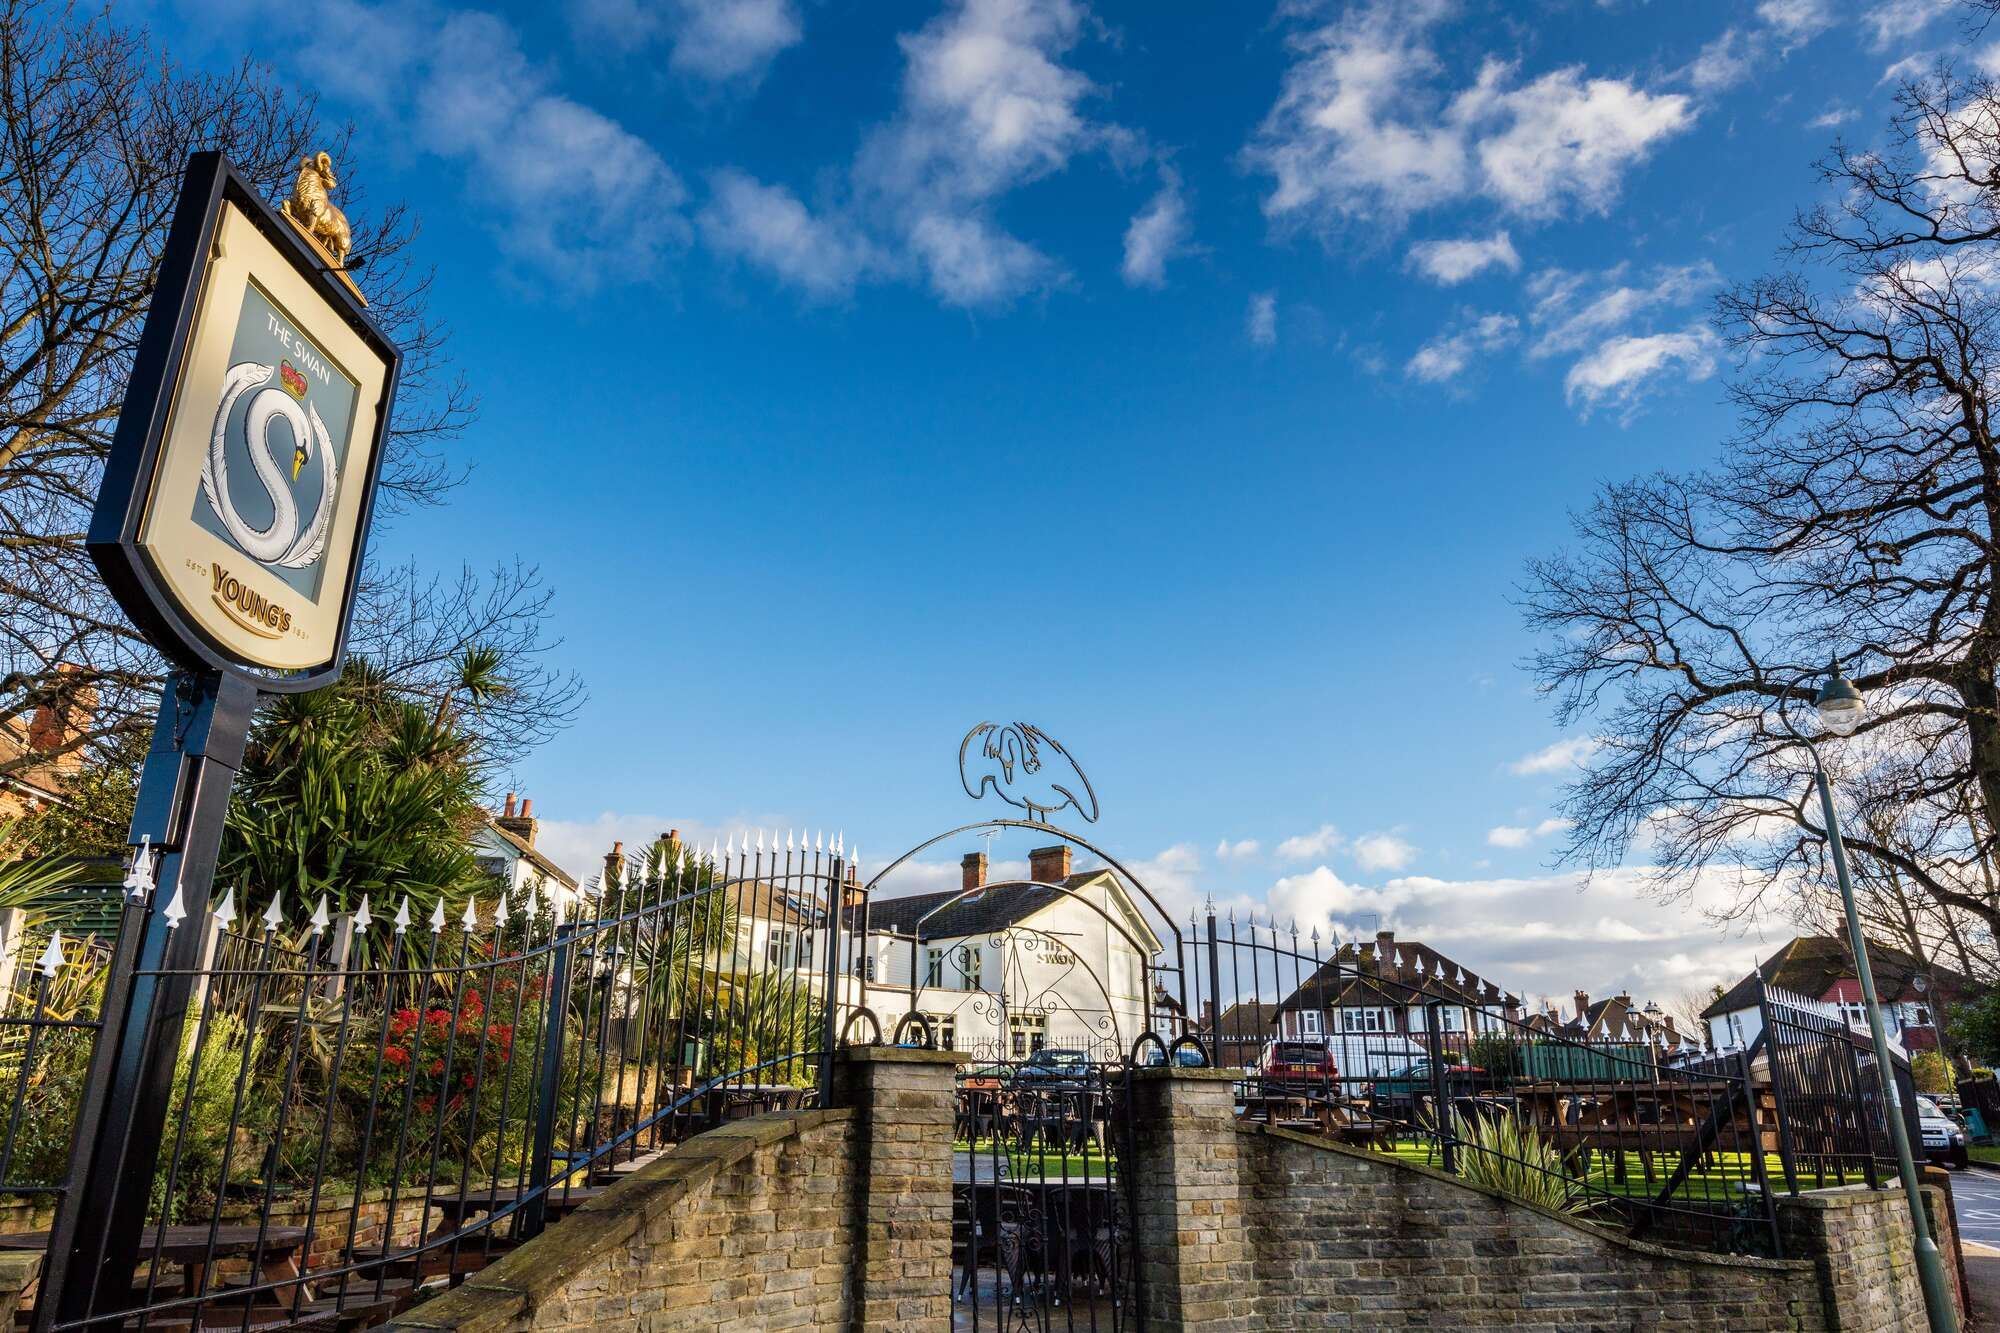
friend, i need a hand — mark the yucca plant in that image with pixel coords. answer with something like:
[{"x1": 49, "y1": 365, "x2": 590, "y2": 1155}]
[{"x1": 1444, "y1": 1110, "x2": 1593, "y2": 1217}]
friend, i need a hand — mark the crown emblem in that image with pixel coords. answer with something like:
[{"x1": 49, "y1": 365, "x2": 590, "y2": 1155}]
[{"x1": 278, "y1": 361, "x2": 308, "y2": 400}]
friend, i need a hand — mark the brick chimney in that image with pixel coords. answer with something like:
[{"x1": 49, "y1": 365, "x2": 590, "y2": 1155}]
[
  {"x1": 496, "y1": 792, "x2": 538, "y2": 847},
  {"x1": 961, "y1": 852, "x2": 987, "y2": 892},
  {"x1": 1029, "y1": 845, "x2": 1071, "y2": 883},
  {"x1": 604, "y1": 841, "x2": 623, "y2": 886},
  {"x1": 1376, "y1": 928, "x2": 1395, "y2": 951},
  {"x1": 24, "y1": 663, "x2": 90, "y2": 755},
  {"x1": 1574, "y1": 989, "x2": 1591, "y2": 1019}
]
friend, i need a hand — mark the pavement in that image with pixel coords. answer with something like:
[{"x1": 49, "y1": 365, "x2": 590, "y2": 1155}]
[{"x1": 1957, "y1": 1166, "x2": 2000, "y2": 1328}]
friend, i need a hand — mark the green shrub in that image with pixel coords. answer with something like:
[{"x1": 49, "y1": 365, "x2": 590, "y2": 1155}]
[{"x1": 1445, "y1": 1110, "x2": 1591, "y2": 1217}]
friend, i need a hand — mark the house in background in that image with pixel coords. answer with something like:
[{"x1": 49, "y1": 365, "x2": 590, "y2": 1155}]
[
  {"x1": 0, "y1": 665, "x2": 94, "y2": 822},
  {"x1": 1270, "y1": 929, "x2": 1524, "y2": 1076},
  {"x1": 1702, "y1": 935, "x2": 1975, "y2": 1055},
  {"x1": 1547, "y1": 989, "x2": 1705, "y2": 1058},
  {"x1": 849, "y1": 845, "x2": 1164, "y2": 1061},
  {"x1": 471, "y1": 793, "x2": 578, "y2": 906}
]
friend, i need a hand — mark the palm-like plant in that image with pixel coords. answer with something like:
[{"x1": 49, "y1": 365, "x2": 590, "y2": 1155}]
[{"x1": 1444, "y1": 1110, "x2": 1592, "y2": 1217}]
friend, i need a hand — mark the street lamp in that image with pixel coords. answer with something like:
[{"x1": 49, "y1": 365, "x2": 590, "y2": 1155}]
[{"x1": 1798, "y1": 663, "x2": 1958, "y2": 1333}]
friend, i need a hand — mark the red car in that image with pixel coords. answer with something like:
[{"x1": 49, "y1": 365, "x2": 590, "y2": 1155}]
[{"x1": 1255, "y1": 1039, "x2": 1338, "y2": 1088}]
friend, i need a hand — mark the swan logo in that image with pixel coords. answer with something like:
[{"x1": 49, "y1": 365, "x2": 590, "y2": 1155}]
[
  {"x1": 190, "y1": 286, "x2": 357, "y2": 603},
  {"x1": 959, "y1": 722, "x2": 1101, "y2": 824}
]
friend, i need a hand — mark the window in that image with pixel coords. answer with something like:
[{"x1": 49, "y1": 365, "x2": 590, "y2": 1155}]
[
  {"x1": 929, "y1": 1014, "x2": 958, "y2": 1050},
  {"x1": 765, "y1": 928, "x2": 807, "y2": 970},
  {"x1": 851, "y1": 955, "x2": 877, "y2": 982},
  {"x1": 1439, "y1": 1008, "x2": 1461, "y2": 1033},
  {"x1": 1839, "y1": 1001, "x2": 1868, "y2": 1028},
  {"x1": 954, "y1": 946, "x2": 983, "y2": 991},
  {"x1": 925, "y1": 945, "x2": 981, "y2": 990},
  {"x1": 1299, "y1": 1010, "x2": 1324, "y2": 1038},
  {"x1": 1010, "y1": 1013, "x2": 1047, "y2": 1057},
  {"x1": 1914, "y1": 1004, "x2": 1933, "y2": 1026},
  {"x1": 925, "y1": 948, "x2": 944, "y2": 987},
  {"x1": 1343, "y1": 1008, "x2": 1387, "y2": 1033}
]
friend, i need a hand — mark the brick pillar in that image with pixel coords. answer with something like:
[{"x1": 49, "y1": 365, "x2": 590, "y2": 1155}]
[
  {"x1": 1128, "y1": 1067, "x2": 1252, "y2": 1330},
  {"x1": 834, "y1": 1046, "x2": 964, "y2": 1330}
]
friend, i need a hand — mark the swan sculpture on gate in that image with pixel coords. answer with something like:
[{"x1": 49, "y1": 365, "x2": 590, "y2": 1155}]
[
  {"x1": 958, "y1": 721, "x2": 1100, "y2": 824},
  {"x1": 201, "y1": 360, "x2": 339, "y2": 569}
]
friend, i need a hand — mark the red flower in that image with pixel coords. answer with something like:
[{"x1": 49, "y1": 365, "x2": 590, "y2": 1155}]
[
  {"x1": 428, "y1": 1058, "x2": 445, "y2": 1077},
  {"x1": 385, "y1": 1047, "x2": 410, "y2": 1067}
]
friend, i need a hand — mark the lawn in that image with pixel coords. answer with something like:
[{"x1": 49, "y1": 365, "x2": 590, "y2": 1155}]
[
  {"x1": 955, "y1": 1139, "x2": 1116, "y2": 1181},
  {"x1": 1970, "y1": 1145, "x2": 2000, "y2": 1168},
  {"x1": 1370, "y1": 1136, "x2": 1871, "y2": 1204}
]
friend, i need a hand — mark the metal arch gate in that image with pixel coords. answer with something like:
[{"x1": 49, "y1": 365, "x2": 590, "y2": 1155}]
[{"x1": 840, "y1": 724, "x2": 1210, "y2": 1332}]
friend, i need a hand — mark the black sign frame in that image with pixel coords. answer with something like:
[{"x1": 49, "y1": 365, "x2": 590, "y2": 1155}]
[{"x1": 87, "y1": 150, "x2": 401, "y2": 693}]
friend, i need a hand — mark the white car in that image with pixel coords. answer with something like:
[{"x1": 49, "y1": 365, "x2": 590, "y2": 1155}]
[{"x1": 1916, "y1": 1095, "x2": 1970, "y2": 1170}]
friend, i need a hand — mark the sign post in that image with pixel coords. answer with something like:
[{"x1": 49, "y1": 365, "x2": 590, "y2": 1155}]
[{"x1": 37, "y1": 149, "x2": 398, "y2": 1331}]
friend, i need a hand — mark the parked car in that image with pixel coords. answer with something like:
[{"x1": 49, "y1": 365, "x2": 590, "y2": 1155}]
[
  {"x1": 1015, "y1": 1047, "x2": 1092, "y2": 1086},
  {"x1": 1254, "y1": 1039, "x2": 1339, "y2": 1090},
  {"x1": 1917, "y1": 1095, "x2": 1970, "y2": 1169},
  {"x1": 1140, "y1": 1043, "x2": 1209, "y2": 1069},
  {"x1": 1369, "y1": 1060, "x2": 1488, "y2": 1112}
]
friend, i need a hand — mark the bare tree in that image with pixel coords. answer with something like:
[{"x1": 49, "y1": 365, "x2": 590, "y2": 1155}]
[
  {"x1": 1523, "y1": 69, "x2": 2000, "y2": 941},
  {"x1": 0, "y1": 3, "x2": 574, "y2": 774}
]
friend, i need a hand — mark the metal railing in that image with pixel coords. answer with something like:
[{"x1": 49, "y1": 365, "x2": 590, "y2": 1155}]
[
  {"x1": 0, "y1": 839, "x2": 871, "y2": 1331},
  {"x1": 1180, "y1": 912, "x2": 1897, "y2": 1258}
]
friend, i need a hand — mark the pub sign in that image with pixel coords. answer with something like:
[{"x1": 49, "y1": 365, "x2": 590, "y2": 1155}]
[{"x1": 89, "y1": 151, "x2": 399, "y2": 692}]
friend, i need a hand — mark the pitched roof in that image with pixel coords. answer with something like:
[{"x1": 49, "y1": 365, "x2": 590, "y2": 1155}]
[
  {"x1": 479, "y1": 818, "x2": 578, "y2": 890},
  {"x1": 861, "y1": 869, "x2": 1112, "y2": 940},
  {"x1": 1702, "y1": 935, "x2": 1976, "y2": 1019},
  {"x1": 1279, "y1": 937, "x2": 1521, "y2": 1014}
]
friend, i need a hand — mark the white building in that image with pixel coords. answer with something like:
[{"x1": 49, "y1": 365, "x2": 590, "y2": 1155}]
[
  {"x1": 847, "y1": 845, "x2": 1165, "y2": 1061},
  {"x1": 471, "y1": 794, "x2": 578, "y2": 905}
]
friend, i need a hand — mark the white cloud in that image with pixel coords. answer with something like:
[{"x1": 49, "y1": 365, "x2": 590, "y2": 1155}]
[
  {"x1": 1406, "y1": 311, "x2": 1518, "y2": 382},
  {"x1": 1215, "y1": 838, "x2": 1262, "y2": 861},
  {"x1": 570, "y1": 0, "x2": 803, "y2": 83},
  {"x1": 855, "y1": 0, "x2": 1111, "y2": 306},
  {"x1": 1807, "y1": 104, "x2": 1857, "y2": 129},
  {"x1": 1488, "y1": 816, "x2": 1574, "y2": 849},
  {"x1": 699, "y1": 170, "x2": 882, "y2": 299},
  {"x1": 1526, "y1": 262, "x2": 1718, "y2": 358},
  {"x1": 1246, "y1": 291, "x2": 1277, "y2": 346},
  {"x1": 1756, "y1": 0, "x2": 1836, "y2": 47},
  {"x1": 1353, "y1": 831, "x2": 1417, "y2": 872},
  {"x1": 1689, "y1": 29, "x2": 1756, "y2": 93},
  {"x1": 1564, "y1": 325, "x2": 1720, "y2": 419},
  {"x1": 1406, "y1": 230, "x2": 1520, "y2": 285},
  {"x1": 1276, "y1": 824, "x2": 1342, "y2": 861},
  {"x1": 1246, "y1": 1, "x2": 1692, "y2": 232},
  {"x1": 1862, "y1": 0, "x2": 1951, "y2": 51},
  {"x1": 1882, "y1": 52, "x2": 1933, "y2": 84},
  {"x1": 287, "y1": 4, "x2": 689, "y2": 289},
  {"x1": 1511, "y1": 736, "x2": 1601, "y2": 775},
  {"x1": 1121, "y1": 169, "x2": 1193, "y2": 288}
]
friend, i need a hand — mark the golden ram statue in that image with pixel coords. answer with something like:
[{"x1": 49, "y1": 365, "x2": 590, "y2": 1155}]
[{"x1": 280, "y1": 151, "x2": 364, "y2": 304}]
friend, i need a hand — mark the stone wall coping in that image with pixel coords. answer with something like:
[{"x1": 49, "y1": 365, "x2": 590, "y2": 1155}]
[
  {"x1": 1247, "y1": 1125, "x2": 1817, "y2": 1275},
  {"x1": 839, "y1": 1044, "x2": 968, "y2": 1066},
  {"x1": 1778, "y1": 1180, "x2": 1940, "y2": 1212},
  {"x1": 1130, "y1": 1066, "x2": 1243, "y2": 1083},
  {"x1": 385, "y1": 1107, "x2": 856, "y2": 1331},
  {"x1": 0, "y1": 1252, "x2": 40, "y2": 1300}
]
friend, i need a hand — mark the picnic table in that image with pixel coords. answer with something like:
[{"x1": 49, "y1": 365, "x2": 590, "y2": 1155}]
[{"x1": 0, "y1": 1224, "x2": 311, "y2": 1304}]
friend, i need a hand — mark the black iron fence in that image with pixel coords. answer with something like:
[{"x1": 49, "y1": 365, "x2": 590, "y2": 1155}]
[
  {"x1": 1180, "y1": 913, "x2": 1911, "y2": 1258},
  {"x1": 0, "y1": 837, "x2": 871, "y2": 1331}
]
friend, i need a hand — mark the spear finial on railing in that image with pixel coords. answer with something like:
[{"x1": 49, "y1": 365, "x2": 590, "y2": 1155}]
[
  {"x1": 310, "y1": 895, "x2": 331, "y2": 935},
  {"x1": 213, "y1": 887, "x2": 238, "y2": 930},
  {"x1": 354, "y1": 894, "x2": 373, "y2": 930},
  {"x1": 162, "y1": 882, "x2": 187, "y2": 930},
  {"x1": 393, "y1": 896, "x2": 412, "y2": 934},
  {"x1": 461, "y1": 898, "x2": 479, "y2": 932},
  {"x1": 124, "y1": 835, "x2": 155, "y2": 899},
  {"x1": 493, "y1": 893, "x2": 510, "y2": 930},
  {"x1": 36, "y1": 931, "x2": 62, "y2": 979},
  {"x1": 429, "y1": 900, "x2": 446, "y2": 934},
  {"x1": 261, "y1": 892, "x2": 284, "y2": 934}
]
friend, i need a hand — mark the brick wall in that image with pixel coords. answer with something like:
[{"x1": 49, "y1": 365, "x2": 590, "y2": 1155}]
[
  {"x1": 387, "y1": 1109, "x2": 858, "y2": 1332},
  {"x1": 1131, "y1": 1067, "x2": 1960, "y2": 1333}
]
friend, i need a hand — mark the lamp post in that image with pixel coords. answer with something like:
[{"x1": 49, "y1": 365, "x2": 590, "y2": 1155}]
[{"x1": 1798, "y1": 664, "x2": 1959, "y2": 1333}]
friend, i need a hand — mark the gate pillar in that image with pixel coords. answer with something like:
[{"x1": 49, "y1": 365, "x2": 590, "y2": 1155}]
[
  {"x1": 1128, "y1": 1067, "x2": 1251, "y2": 1330},
  {"x1": 834, "y1": 1046, "x2": 964, "y2": 1330}
]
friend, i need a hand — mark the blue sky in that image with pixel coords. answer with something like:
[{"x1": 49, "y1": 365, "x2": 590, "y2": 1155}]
[{"x1": 145, "y1": 0, "x2": 1970, "y2": 1011}]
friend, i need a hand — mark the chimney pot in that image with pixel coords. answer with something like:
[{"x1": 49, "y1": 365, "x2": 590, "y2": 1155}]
[
  {"x1": 961, "y1": 852, "x2": 987, "y2": 892},
  {"x1": 504, "y1": 792, "x2": 516, "y2": 818},
  {"x1": 1029, "y1": 845, "x2": 1071, "y2": 883},
  {"x1": 520, "y1": 798, "x2": 532, "y2": 818},
  {"x1": 1574, "y1": 989, "x2": 1591, "y2": 1018},
  {"x1": 1376, "y1": 929, "x2": 1394, "y2": 947}
]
